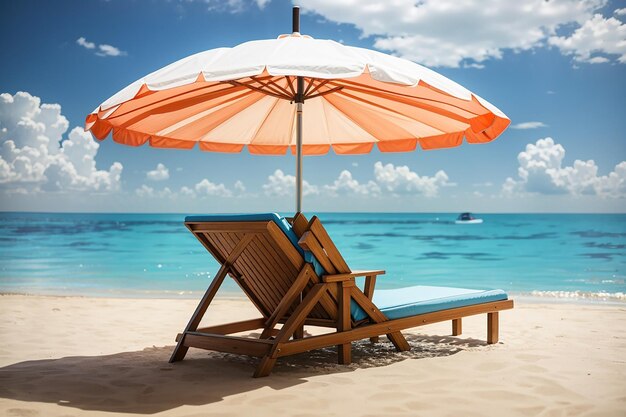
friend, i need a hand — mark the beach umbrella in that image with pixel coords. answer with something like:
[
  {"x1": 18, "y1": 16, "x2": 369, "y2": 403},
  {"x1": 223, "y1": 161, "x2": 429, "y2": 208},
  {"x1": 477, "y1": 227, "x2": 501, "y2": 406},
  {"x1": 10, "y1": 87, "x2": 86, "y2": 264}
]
[{"x1": 85, "y1": 7, "x2": 509, "y2": 213}]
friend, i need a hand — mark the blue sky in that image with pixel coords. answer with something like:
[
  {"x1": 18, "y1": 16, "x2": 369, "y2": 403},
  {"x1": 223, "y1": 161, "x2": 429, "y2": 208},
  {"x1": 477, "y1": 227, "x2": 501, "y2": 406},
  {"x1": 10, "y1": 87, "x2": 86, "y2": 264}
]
[{"x1": 0, "y1": 0, "x2": 625, "y2": 213}]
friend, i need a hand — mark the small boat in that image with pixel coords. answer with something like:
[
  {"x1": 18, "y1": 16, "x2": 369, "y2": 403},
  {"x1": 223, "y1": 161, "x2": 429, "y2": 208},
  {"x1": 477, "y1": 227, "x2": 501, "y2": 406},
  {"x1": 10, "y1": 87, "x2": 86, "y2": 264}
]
[{"x1": 455, "y1": 212, "x2": 483, "y2": 224}]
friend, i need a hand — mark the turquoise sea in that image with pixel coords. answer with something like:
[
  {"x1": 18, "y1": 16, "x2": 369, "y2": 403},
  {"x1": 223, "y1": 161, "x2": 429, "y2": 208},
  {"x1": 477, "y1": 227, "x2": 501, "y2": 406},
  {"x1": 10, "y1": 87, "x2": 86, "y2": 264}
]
[{"x1": 0, "y1": 212, "x2": 624, "y2": 301}]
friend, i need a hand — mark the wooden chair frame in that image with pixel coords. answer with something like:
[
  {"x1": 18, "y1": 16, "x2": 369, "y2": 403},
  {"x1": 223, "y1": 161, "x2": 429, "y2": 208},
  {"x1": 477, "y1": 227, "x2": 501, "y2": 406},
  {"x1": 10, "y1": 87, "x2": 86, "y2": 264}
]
[{"x1": 170, "y1": 214, "x2": 513, "y2": 377}]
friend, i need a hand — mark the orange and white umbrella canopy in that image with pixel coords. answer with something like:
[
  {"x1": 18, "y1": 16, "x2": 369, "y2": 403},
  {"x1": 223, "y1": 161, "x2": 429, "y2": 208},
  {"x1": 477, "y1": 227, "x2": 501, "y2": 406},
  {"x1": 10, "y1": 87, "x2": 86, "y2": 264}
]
[
  {"x1": 86, "y1": 35, "x2": 509, "y2": 155},
  {"x1": 85, "y1": 11, "x2": 509, "y2": 212}
]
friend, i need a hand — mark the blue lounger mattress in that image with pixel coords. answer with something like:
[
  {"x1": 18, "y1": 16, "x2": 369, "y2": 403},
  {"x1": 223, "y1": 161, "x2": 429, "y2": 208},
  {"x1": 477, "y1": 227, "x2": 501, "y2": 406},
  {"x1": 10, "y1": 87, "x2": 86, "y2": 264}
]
[
  {"x1": 185, "y1": 213, "x2": 508, "y2": 321},
  {"x1": 351, "y1": 285, "x2": 508, "y2": 321}
]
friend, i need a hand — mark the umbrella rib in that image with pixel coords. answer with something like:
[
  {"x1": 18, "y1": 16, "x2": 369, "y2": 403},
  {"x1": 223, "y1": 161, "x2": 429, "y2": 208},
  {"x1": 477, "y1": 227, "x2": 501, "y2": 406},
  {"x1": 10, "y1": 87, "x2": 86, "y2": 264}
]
[
  {"x1": 115, "y1": 89, "x2": 257, "y2": 130},
  {"x1": 285, "y1": 76, "x2": 296, "y2": 97},
  {"x1": 330, "y1": 81, "x2": 488, "y2": 131},
  {"x1": 228, "y1": 80, "x2": 292, "y2": 101},
  {"x1": 304, "y1": 79, "x2": 330, "y2": 99},
  {"x1": 251, "y1": 76, "x2": 294, "y2": 99},
  {"x1": 303, "y1": 78, "x2": 318, "y2": 97},
  {"x1": 335, "y1": 89, "x2": 464, "y2": 134},
  {"x1": 306, "y1": 86, "x2": 344, "y2": 100},
  {"x1": 328, "y1": 79, "x2": 485, "y2": 117},
  {"x1": 106, "y1": 82, "x2": 244, "y2": 121}
]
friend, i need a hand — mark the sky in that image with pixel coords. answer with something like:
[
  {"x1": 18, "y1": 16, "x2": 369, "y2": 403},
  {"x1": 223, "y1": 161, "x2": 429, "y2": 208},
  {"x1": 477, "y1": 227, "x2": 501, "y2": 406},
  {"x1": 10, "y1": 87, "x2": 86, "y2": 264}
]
[{"x1": 0, "y1": 0, "x2": 625, "y2": 213}]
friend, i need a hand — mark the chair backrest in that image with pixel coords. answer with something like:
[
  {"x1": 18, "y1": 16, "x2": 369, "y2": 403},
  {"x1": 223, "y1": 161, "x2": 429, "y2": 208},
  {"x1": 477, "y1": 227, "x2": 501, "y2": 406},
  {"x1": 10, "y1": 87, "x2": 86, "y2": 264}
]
[
  {"x1": 185, "y1": 214, "x2": 333, "y2": 321},
  {"x1": 297, "y1": 215, "x2": 351, "y2": 275}
]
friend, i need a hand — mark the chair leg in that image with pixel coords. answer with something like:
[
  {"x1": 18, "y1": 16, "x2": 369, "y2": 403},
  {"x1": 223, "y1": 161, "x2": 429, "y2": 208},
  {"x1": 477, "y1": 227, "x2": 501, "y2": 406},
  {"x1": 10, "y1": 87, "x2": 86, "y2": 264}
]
[
  {"x1": 170, "y1": 237, "x2": 252, "y2": 363},
  {"x1": 337, "y1": 282, "x2": 352, "y2": 365},
  {"x1": 169, "y1": 340, "x2": 190, "y2": 363},
  {"x1": 370, "y1": 336, "x2": 379, "y2": 343},
  {"x1": 452, "y1": 318, "x2": 462, "y2": 336},
  {"x1": 487, "y1": 312, "x2": 499, "y2": 344},
  {"x1": 293, "y1": 325, "x2": 304, "y2": 339},
  {"x1": 254, "y1": 355, "x2": 277, "y2": 378}
]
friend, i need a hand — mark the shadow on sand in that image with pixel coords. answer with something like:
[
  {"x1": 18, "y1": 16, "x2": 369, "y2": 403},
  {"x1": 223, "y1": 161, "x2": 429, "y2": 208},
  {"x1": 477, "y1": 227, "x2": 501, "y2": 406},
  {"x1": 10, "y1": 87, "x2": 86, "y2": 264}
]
[{"x1": 0, "y1": 333, "x2": 488, "y2": 414}]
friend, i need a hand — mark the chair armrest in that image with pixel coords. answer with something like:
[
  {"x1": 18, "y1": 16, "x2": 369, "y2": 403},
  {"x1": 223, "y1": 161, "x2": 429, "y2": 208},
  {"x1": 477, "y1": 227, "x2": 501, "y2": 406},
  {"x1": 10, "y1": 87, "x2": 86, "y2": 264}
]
[{"x1": 322, "y1": 269, "x2": 385, "y2": 283}]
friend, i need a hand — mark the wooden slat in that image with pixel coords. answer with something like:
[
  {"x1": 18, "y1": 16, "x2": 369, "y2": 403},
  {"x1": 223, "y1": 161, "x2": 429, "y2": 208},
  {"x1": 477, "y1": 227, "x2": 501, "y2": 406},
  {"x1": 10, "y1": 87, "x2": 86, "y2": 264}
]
[
  {"x1": 267, "y1": 221, "x2": 305, "y2": 269},
  {"x1": 277, "y1": 299, "x2": 514, "y2": 357},
  {"x1": 186, "y1": 221, "x2": 269, "y2": 232},
  {"x1": 364, "y1": 275, "x2": 376, "y2": 299},
  {"x1": 196, "y1": 230, "x2": 268, "y2": 316},
  {"x1": 183, "y1": 333, "x2": 273, "y2": 357},
  {"x1": 273, "y1": 284, "x2": 327, "y2": 344},
  {"x1": 219, "y1": 233, "x2": 277, "y2": 313},
  {"x1": 230, "y1": 273, "x2": 268, "y2": 318},
  {"x1": 195, "y1": 318, "x2": 266, "y2": 335},
  {"x1": 191, "y1": 231, "x2": 226, "y2": 264},
  {"x1": 487, "y1": 312, "x2": 499, "y2": 344},
  {"x1": 249, "y1": 235, "x2": 292, "y2": 297},
  {"x1": 277, "y1": 317, "x2": 338, "y2": 327},
  {"x1": 260, "y1": 233, "x2": 299, "y2": 278},
  {"x1": 243, "y1": 236, "x2": 289, "y2": 307},
  {"x1": 337, "y1": 281, "x2": 352, "y2": 364},
  {"x1": 299, "y1": 231, "x2": 337, "y2": 274},
  {"x1": 325, "y1": 270, "x2": 385, "y2": 282},
  {"x1": 253, "y1": 356, "x2": 277, "y2": 378},
  {"x1": 291, "y1": 212, "x2": 309, "y2": 238},
  {"x1": 306, "y1": 270, "x2": 338, "y2": 320},
  {"x1": 261, "y1": 264, "x2": 313, "y2": 338},
  {"x1": 308, "y1": 217, "x2": 350, "y2": 273},
  {"x1": 322, "y1": 275, "x2": 356, "y2": 283},
  {"x1": 452, "y1": 318, "x2": 462, "y2": 336}
]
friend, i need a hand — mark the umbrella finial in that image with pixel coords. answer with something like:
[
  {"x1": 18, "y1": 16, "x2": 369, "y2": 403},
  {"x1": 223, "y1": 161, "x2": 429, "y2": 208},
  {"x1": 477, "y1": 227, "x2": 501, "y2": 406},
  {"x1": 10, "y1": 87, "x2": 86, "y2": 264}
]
[{"x1": 292, "y1": 6, "x2": 300, "y2": 34}]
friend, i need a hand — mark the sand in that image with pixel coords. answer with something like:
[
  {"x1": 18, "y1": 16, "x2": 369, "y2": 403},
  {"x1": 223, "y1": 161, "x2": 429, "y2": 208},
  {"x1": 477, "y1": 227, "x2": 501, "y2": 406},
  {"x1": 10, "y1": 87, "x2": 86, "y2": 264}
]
[{"x1": 0, "y1": 294, "x2": 624, "y2": 417}]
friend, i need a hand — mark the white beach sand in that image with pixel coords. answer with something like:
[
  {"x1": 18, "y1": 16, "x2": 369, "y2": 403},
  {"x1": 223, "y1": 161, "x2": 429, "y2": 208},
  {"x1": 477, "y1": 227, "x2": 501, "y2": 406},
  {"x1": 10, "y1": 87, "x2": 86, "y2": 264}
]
[{"x1": 0, "y1": 294, "x2": 624, "y2": 417}]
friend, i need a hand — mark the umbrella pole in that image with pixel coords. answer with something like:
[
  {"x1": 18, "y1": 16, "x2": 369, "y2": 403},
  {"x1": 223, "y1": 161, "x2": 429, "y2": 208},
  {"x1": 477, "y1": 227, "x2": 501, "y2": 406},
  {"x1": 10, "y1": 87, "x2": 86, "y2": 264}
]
[
  {"x1": 295, "y1": 97, "x2": 303, "y2": 214},
  {"x1": 293, "y1": 6, "x2": 303, "y2": 214}
]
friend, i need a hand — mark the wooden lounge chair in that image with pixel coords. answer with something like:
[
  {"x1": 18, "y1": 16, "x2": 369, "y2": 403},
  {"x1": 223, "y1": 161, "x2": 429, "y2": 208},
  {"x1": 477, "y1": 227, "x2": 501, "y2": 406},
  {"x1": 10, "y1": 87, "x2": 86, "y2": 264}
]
[{"x1": 170, "y1": 213, "x2": 514, "y2": 377}]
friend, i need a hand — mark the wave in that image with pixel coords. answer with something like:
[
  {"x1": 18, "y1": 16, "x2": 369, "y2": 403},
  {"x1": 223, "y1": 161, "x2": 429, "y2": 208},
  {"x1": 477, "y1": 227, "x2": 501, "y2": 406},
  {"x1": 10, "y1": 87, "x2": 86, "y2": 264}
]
[{"x1": 523, "y1": 290, "x2": 626, "y2": 301}]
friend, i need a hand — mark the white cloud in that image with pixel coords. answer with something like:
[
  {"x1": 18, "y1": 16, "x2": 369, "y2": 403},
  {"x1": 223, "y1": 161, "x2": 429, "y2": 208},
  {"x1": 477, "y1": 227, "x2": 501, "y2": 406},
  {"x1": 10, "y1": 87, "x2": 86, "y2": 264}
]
[
  {"x1": 255, "y1": 0, "x2": 270, "y2": 9},
  {"x1": 146, "y1": 163, "x2": 169, "y2": 181},
  {"x1": 195, "y1": 178, "x2": 232, "y2": 197},
  {"x1": 76, "y1": 37, "x2": 95, "y2": 49},
  {"x1": 302, "y1": 0, "x2": 622, "y2": 67},
  {"x1": 511, "y1": 121, "x2": 548, "y2": 130},
  {"x1": 503, "y1": 137, "x2": 626, "y2": 198},
  {"x1": 263, "y1": 169, "x2": 319, "y2": 197},
  {"x1": 0, "y1": 91, "x2": 123, "y2": 193},
  {"x1": 97, "y1": 44, "x2": 126, "y2": 57},
  {"x1": 616, "y1": 8, "x2": 626, "y2": 16},
  {"x1": 180, "y1": 186, "x2": 195, "y2": 197},
  {"x1": 234, "y1": 180, "x2": 246, "y2": 193},
  {"x1": 324, "y1": 170, "x2": 380, "y2": 196},
  {"x1": 263, "y1": 164, "x2": 454, "y2": 199},
  {"x1": 373, "y1": 162, "x2": 453, "y2": 197},
  {"x1": 135, "y1": 184, "x2": 174, "y2": 199},
  {"x1": 77, "y1": 37, "x2": 126, "y2": 57},
  {"x1": 136, "y1": 178, "x2": 240, "y2": 200},
  {"x1": 549, "y1": 14, "x2": 626, "y2": 64},
  {"x1": 201, "y1": 0, "x2": 269, "y2": 13}
]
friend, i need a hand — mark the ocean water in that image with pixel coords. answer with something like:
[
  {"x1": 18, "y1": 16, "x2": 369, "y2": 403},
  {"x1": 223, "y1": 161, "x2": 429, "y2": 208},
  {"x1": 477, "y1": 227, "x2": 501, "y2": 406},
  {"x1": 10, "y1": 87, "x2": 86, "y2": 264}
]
[{"x1": 0, "y1": 212, "x2": 624, "y2": 301}]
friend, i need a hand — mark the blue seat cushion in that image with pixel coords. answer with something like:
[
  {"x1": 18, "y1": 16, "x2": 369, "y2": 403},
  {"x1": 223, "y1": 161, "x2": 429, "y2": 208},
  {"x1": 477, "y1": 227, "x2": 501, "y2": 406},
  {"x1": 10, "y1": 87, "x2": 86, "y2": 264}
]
[{"x1": 351, "y1": 285, "x2": 508, "y2": 321}]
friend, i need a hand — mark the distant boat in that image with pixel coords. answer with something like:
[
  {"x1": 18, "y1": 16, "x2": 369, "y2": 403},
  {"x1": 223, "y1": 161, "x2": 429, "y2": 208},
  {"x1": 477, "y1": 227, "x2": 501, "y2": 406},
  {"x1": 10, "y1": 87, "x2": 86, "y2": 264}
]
[{"x1": 455, "y1": 212, "x2": 483, "y2": 224}]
